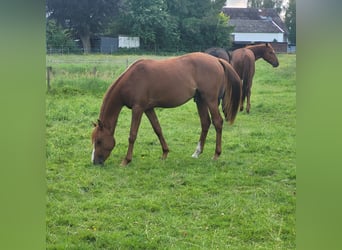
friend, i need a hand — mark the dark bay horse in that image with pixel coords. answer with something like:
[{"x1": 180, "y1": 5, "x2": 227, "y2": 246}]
[
  {"x1": 230, "y1": 43, "x2": 279, "y2": 113},
  {"x1": 205, "y1": 47, "x2": 231, "y2": 63},
  {"x1": 91, "y1": 52, "x2": 242, "y2": 166}
]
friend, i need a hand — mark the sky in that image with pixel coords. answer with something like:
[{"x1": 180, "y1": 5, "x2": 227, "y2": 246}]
[
  {"x1": 225, "y1": 0, "x2": 290, "y2": 9},
  {"x1": 225, "y1": 0, "x2": 290, "y2": 19}
]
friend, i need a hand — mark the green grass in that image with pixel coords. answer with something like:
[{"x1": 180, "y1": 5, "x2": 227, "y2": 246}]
[{"x1": 46, "y1": 53, "x2": 296, "y2": 249}]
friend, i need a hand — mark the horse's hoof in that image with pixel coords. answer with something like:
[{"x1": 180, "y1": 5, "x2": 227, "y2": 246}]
[
  {"x1": 192, "y1": 153, "x2": 199, "y2": 158},
  {"x1": 161, "y1": 152, "x2": 168, "y2": 160},
  {"x1": 120, "y1": 159, "x2": 130, "y2": 166},
  {"x1": 212, "y1": 153, "x2": 220, "y2": 160}
]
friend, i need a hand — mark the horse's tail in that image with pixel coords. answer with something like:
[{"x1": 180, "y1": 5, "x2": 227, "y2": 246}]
[{"x1": 219, "y1": 59, "x2": 242, "y2": 124}]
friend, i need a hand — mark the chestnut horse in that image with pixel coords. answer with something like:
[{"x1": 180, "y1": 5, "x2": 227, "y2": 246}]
[
  {"x1": 91, "y1": 52, "x2": 242, "y2": 166},
  {"x1": 205, "y1": 47, "x2": 231, "y2": 63},
  {"x1": 230, "y1": 43, "x2": 279, "y2": 113}
]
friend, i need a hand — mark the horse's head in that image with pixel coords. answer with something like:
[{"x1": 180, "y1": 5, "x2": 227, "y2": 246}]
[
  {"x1": 91, "y1": 120, "x2": 115, "y2": 165},
  {"x1": 263, "y1": 43, "x2": 279, "y2": 68}
]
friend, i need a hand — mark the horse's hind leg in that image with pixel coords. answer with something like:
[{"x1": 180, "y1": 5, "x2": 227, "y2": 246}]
[
  {"x1": 192, "y1": 100, "x2": 211, "y2": 158},
  {"x1": 145, "y1": 108, "x2": 169, "y2": 160},
  {"x1": 207, "y1": 103, "x2": 223, "y2": 160},
  {"x1": 246, "y1": 88, "x2": 251, "y2": 113},
  {"x1": 246, "y1": 68, "x2": 255, "y2": 113},
  {"x1": 246, "y1": 80, "x2": 253, "y2": 113},
  {"x1": 121, "y1": 107, "x2": 143, "y2": 166},
  {"x1": 240, "y1": 81, "x2": 247, "y2": 112}
]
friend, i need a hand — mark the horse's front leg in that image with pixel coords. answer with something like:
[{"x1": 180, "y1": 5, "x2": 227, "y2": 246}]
[
  {"x1": 145, "y1": 108, "x2": 169, "y2": 160},
  {"x1": 121, "y1": 107, "x2": 143, "y2": 166},
  {"x1": 192, "y1": 99, "x2": 211, "y2": 158}
]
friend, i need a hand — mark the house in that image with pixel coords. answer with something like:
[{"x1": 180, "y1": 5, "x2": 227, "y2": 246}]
[
  {"x1": 222, "y1": 7, "x2": 289, "y2": 52},
  {"x1": 225, "y1": 0, "x2": 248, "y2": 8},
  {"x1": 91, "y1": 36, "x2": 118, "y2": 53},
  {"x1": 118, "y1": 35, "x2": 140, "y2": 49},
  {"x1": 91, "y1": 35, "x2": 140, "y2": 53}
]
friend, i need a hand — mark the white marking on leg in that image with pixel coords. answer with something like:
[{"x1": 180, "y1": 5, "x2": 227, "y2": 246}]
[
  {"x1": 192, "y1": 142, "x2": 202, "y2": 158},
  {"x1": 91, "y1": 144, "x2": 95, "y2": 163}
]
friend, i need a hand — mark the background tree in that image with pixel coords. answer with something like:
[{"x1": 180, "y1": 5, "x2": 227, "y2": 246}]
[
  {"x1": 46, "y1": 0, "x2": 120, "y2": 53},
  {"x1": 46, "y1": 0, "x2": 233, "y2": 53},
  {"x1": 115, "y1": 0, "x2": 230, "y2": 52},
  {"x1": 166, "y1": 0, "x2": 230, "y2": 51},
  {"x1": 216, "y1": 12, "x2": 234, "y2": 48},
  {"x1": 248, "y1": 0, "x2": 284, "y2": 13},
  {"x1": 116, "y1": 0, "x2": 180, "y2": 51},
  {"x1": 46, "y1": 19, "x2": 77, "y2": 52},
  {"x1": 284, "y1": 0, "x2": 296, "y2": 44}
]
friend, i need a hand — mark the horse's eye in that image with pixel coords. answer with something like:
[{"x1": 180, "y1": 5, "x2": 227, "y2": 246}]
[{"x1": 96, "y1": 140, "x2": 102, "y2": 145}]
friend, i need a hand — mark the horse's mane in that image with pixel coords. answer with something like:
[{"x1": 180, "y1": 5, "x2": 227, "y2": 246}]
[
  {"x1": 113, "y1": 59, "x2": 145, "y2": 86},
  {"x1": 104, "y1": 59, "x2": 145, "y2": 96},
  {"x1": 100, "y1": 59, "x2": 145, "y2": 118},
  {"x1": 245, "y1": 43, "x2": 269, "y2": 49}
]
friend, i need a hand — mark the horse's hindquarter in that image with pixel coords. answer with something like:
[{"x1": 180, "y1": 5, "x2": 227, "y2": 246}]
[
  {"x1": 231, "y1": 49, "x2": 255, "y2": 80},
  {"x1": 191, "y1": 54, "x2": 226, "y2": 102}
]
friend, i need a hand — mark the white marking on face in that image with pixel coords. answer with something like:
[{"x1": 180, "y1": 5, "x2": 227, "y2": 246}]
[
  {"x1": 91, "y1": 144, "x2": 95, "y2": 163},
  {"x1": 192, "y1": 142, "x2": 202, "y2": 158}
]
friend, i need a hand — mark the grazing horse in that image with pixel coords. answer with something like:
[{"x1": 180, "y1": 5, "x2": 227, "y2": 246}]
[
  {"x1": 205, "y1": 47, "x2": 231, "y2": 63},
  {"x1": 91, "y1": 52, "x2": 242, "y2": 166},
  {"x1": 230, "y1": 43, "x2": 279, "y2": 113}
]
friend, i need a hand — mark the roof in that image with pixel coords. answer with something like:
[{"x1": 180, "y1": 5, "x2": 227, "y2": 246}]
[
  {"x1": 222, "y1": 7, "x2": 289, "y2": 34},
  {"x1": 223, "y1": 7, "x2": 261, "y2": 19},
  {"x1": 230, "y1": 19, "x2": 283, "y2": 33}
]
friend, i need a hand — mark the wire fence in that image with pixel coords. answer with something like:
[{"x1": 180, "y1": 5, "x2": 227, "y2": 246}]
[
  {"x1": 46, "y1": 47, "x2": 118, "y2": 55},
  {"x1": 45, "y1": 54, "x2": 161, "y2": 92},
  {"x1": 46, "y1": 46, "x2": 179, "y2": 55}
]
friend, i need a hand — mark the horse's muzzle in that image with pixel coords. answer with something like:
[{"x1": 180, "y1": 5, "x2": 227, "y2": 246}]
[{"x1": 93, "y1": 157, "x2": 104, "y2": 166}]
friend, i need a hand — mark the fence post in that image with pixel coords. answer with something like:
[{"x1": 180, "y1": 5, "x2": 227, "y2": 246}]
[{"x1": 47, "y1": 66, "x2": 52, "y2": 91}]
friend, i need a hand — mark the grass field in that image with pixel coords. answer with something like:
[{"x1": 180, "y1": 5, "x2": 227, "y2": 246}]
[{"x1": 46, "y1": 53, "x2": 296, "y2": 249}]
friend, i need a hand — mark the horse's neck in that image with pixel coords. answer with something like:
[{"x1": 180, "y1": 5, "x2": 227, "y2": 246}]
[
  {"x1": 99, "y1": 86, "x2": 123, "y2": 135},
  {"x1": 247, "y1": 46, "x2": 264, "y2": 60}
]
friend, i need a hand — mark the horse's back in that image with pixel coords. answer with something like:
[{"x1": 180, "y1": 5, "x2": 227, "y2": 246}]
[
  {"x1": 231, "y1": 48, "x2": 255, "y2": 64},
  {"x1": 205, "y1": 47, "x2": 230, "y2": 62},
  {"x1": 128, "y1": 52, "x2": 223, "y2": 81},
  {"x1": 127, "y1": 53, "x2": 222, "y2": 85},
  {"x1": 117, "y1": 53, "x2": 225, "y2": 108}
]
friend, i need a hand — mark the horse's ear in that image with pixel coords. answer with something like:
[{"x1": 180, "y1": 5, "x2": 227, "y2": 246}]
[
  {"x1": 97, "y1": 119, "x2": 104, "y2": 129},
  {"x1": 92, "y1": 121, "x2": 97, "y2": 127},
  {"x1": 266, "y1": 42, "x2": 270, "y2": 47}
]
